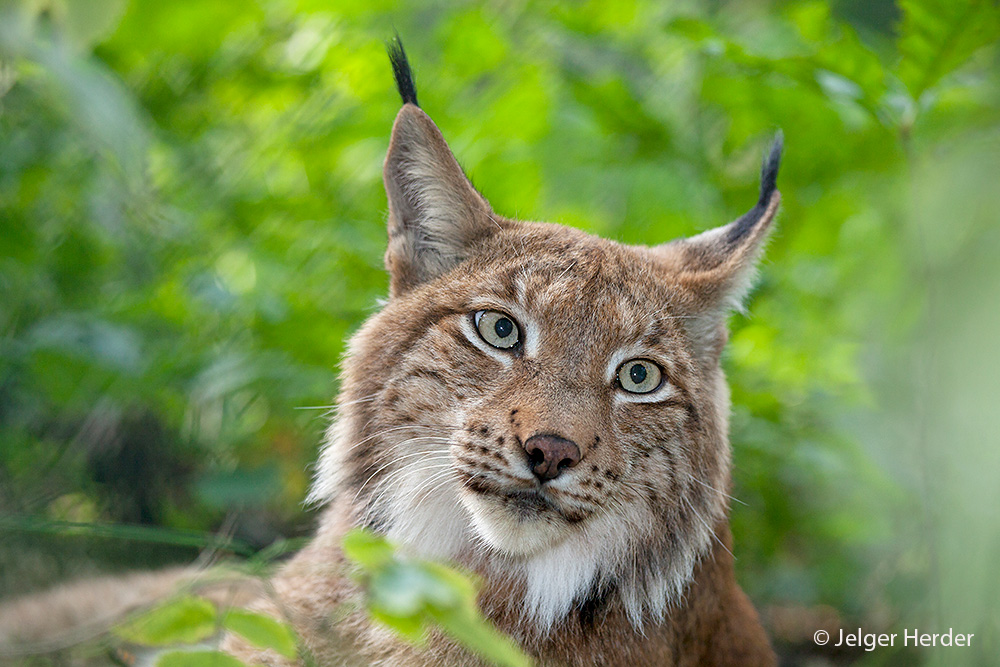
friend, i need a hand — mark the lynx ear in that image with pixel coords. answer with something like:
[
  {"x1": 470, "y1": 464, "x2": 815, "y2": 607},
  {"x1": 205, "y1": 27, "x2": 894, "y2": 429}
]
[
  {"x1": 382, "y1": 40, "x2": 497, "y2": 296},
  {"x1": 383, "y1": 106, "x2": 496, "y2": 295},
  {"x1": 655, "y1": 135, "x2": 783, "y2": 358}
]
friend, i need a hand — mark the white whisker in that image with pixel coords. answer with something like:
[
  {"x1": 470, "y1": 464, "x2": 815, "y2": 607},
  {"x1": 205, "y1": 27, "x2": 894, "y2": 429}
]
[{"x1": 685, "y1": 472, "x2": 746, "y2": 506}]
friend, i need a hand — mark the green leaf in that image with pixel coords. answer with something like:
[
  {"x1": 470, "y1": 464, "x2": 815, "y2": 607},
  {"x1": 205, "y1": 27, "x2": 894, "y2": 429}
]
[
  {"x1": 222, "y1": 609, "x2": 297, "y2": 659},
  {"x1": 114, "y1": 596, "x2": 217, "y2": 646},
  {"x1": 156, "y1": 650, "x2": 248, "y2": 667},
  {"x1": 428, "y1": 607, "x2": 532, "y2": 667},
  {"x1": 342, "y1": 528, "x2": 395, "y2": 568},
  {"x1": 343, "y1": 530, "x2": 531, "y2": 667},
  {"x1": 368, "y1": 562, "x2": 432, "y2": 617},
  {"x1": 897, "y1": 0, "x2": 1000, "y2": 99},
  {"x1": 369, "y1": 608, "x2": 427, "y2": 644},
  {"x1": 421, "y1": 561, "x2": 477, "y2": 609}
]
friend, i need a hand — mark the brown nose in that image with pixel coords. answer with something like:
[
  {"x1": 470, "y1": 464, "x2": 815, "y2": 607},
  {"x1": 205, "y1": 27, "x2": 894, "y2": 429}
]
[{"x1": 524, "y1": 434, "x2": 581, "y2": 481}]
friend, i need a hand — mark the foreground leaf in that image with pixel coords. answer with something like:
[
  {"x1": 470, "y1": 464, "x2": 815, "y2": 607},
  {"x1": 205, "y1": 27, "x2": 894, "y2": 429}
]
[
  {"x1": 115, "y1": 596, "x2": 217, "y2": 646},
  {"x1": 222, "y1": 609, "x2": 297, "y2": 659},
  {"x1": 157, "y1": 650, "x2": 247, "y2": 667},
  {"x1": 429, "y1": 606, "x2": 532, "y2": 667},
  {"x1": 342, "y1": 528, "x2": 395, "y2": 568},
  {"x1": 344, "y1": 529, "x2": 532, "y2": 666}
]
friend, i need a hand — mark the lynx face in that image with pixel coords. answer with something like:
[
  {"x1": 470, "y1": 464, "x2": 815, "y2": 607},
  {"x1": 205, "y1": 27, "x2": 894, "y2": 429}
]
[{"x1": 310, "y1": 42, "x2": 781, "y2": 631}]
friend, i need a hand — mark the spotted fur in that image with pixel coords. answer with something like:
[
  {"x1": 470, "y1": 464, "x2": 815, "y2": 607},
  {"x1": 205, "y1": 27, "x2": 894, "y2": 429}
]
[{"x1": 226, "y1": 42, "x2": 781, "y2": 667}]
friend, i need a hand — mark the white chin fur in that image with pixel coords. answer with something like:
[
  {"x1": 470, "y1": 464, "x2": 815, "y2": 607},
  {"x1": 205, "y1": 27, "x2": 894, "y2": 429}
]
[{"x1": 459, "y1": 490, "x2": 571, "y2": 557}]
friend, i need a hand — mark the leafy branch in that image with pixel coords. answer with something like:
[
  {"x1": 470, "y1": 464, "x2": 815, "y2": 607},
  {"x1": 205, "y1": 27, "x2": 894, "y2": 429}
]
[{"x1": 342, "y1": 529, "x2": 532, "y2": 667}]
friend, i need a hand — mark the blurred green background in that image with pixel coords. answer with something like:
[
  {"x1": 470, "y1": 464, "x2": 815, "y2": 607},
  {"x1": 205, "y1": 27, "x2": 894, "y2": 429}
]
[{"x1": 1, "y1": 0, "x2": 998, "y2": 664}]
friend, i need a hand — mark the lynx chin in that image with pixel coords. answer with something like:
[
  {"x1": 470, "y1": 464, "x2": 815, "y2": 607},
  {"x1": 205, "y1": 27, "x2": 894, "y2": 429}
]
[{"x1": 0, "y1": 37, "x2": 783, "y2": 666}]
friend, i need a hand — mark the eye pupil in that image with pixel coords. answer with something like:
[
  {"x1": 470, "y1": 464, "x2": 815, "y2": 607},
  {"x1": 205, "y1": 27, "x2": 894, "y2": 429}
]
[
  {"x1": 629, "y1": 363, "x2": 647, "y2": 385},
  {"x1": 494, "y1": 317, "x2": 513, "y2": 338}
]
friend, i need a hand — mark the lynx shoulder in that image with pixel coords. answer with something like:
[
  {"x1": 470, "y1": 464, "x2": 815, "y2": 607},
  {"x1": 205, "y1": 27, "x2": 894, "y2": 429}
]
[{"x1": 222, "y1": 38, "x2": 781, "y2": 667}]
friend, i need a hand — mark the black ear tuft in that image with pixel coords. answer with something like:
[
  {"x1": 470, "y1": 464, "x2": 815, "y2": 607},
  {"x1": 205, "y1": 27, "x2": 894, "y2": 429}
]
[
  {"x1": 725, "y1": 130, "x2": 783, "y2": 245},
  {"x1": 387, "y1": 34, "x2": 418, "y2": 107},
  {"x1": 759, "y1": 130, "x2": 783, "y2": 204}
]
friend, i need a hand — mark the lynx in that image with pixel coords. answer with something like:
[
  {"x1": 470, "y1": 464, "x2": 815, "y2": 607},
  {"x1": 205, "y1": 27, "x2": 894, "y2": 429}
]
[{"x1": 222, "y1": 40, "x2": 780, "y2": 666}]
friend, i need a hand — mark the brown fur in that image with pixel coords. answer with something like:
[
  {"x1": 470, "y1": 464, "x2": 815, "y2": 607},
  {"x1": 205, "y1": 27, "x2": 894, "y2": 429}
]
[
  {"x1": 0, "y1": 568, "x2": 262, "y2": 656},
  {"x1": 224, "y1": 96, "x2": 780, "y2": 666}
]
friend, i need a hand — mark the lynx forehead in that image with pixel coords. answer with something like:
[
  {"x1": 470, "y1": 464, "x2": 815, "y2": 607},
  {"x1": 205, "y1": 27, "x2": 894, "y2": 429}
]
[{"x1": 307, "y1": 38, "x2": 782, "y2": 634}]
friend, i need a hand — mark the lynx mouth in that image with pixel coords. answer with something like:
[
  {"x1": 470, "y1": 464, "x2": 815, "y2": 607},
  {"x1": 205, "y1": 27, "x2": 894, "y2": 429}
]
[
  {"x1": 459, "y1": 472, "x2": 590, "y2": 525},
  {"x1": 499, "y1": 489, "x2": 559, "y2": 519}
]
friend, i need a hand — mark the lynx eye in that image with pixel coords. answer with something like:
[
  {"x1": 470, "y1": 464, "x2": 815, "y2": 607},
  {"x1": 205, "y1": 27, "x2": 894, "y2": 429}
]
[
  {"x1": 474, "y1": 310, "x2": 520, "y2": 349},
  {"x1": 617, "y1": 359, "x2": 662, "y2": 394}
]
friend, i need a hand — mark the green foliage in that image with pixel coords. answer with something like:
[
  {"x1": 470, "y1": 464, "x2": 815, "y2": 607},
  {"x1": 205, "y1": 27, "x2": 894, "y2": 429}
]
[
  {"x1": 112, "y1": 593, "x2": 298, "y2": 664},
  {"x1": 897, "y1": 0, "x2": 1000, "y2": 100},
  {"x1": 343, "y1": 529, "x2": 531, "y2": 667},
  {"x1": 156, "y1": 650, "x2": 247, "y2": 667},
  {"x1": 222, "y1": 609, "x2": 298, "y2": 659},
  {"x1": 114, "y1": 596, "x2": 217, "y2": 646}
]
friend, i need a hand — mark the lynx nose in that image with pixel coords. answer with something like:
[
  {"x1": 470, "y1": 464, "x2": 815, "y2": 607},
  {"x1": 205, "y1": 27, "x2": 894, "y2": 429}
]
[{"x1": 524, "y1": 434, "x2": 581, "y2": 482}]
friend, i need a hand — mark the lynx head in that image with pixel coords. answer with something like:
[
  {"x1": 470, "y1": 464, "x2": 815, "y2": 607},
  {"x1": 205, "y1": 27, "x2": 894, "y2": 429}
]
[{"x1": 310, "y1": 39, "x2": 781, "y2": 631}]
